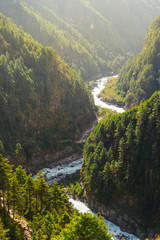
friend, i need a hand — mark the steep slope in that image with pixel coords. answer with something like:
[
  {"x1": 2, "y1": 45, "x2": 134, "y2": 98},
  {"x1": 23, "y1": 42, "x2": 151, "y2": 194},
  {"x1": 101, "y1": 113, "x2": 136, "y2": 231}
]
[
  {"x1": 83, "y1": 0, "x2": 160, "y2": 52},
  {"x1": 0, "y1": 13, "x2": 95, "y2": 166},
  {"x1": 0, "y1": 156, "x2": 113, "y2": 240},
  {"x1": 0, "y1": 0, "x2": 103, "y2": 80},
  {"x1": 26, "y1": 0, "x2": 160, "y2": 52},
  {"x1": 1, "y1": 0, "x2": 160, "y2": 80},
  {"x1": 81, "y1": 91, "x2": 160, "y2": 235},
  {"x1": 117, "y1": 15, "x2": 160, "y2": 108}
]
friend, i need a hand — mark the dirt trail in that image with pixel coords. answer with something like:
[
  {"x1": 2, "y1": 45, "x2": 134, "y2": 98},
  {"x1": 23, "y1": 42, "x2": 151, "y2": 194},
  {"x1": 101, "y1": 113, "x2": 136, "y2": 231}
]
[{"x1": 10, "y1": 212, "x2": 32, "y2": 240}]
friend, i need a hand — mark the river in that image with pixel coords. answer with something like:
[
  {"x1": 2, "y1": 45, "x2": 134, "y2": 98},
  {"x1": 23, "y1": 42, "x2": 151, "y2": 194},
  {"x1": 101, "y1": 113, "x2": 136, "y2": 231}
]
[
  {"x1": 92, "y1": 75, "x2": 125, "y2": 113},
  {"x1": 34, "y1": 76, "x2": 138, "y2": 240}
]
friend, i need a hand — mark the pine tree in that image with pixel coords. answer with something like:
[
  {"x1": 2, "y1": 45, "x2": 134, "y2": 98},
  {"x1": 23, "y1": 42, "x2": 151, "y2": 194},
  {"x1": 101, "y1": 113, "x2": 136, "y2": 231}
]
[
  {"x1": 25, "y1": 174, "x2": 35, "y2": 219},
  {"x1": 35, "y1": 172, "x2": 49, "y2": 212},
  {"x1": 0, "y1": 155, "x2": 11, "y2": 218},
  {"x1": 0, "y1": 218, "x2": 9, "y2": 240}
]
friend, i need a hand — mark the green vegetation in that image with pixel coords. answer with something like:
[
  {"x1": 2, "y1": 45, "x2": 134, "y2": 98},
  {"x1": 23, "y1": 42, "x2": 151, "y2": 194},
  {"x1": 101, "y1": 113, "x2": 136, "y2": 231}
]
[
  {"x1": 98, "y1": 77, "x2": 124, "y2": 106},
  {"x1": 0, "y1": 13, "x2": 95, "y2": 164},
  {"x1": 97, "y1": 107, "x2": 117, "y2": 123},
  {"x1": 1, "y1": 1, "x2": 160, "y2": 238},
  {"x1": 58, "y1": 213, "x2": 112, "y2": 240},
  {"x1": 0, "y1": 218, "x2": 9, "y2": 240},
  {"x1": 1, "y1": 0, "x2": 160, "y2": 79},
  {"x1": 87, "y1": 80, "x2": 96, "y2": 90},
  {"x1": 81, "y1": 91, "x2": 160, "y2": 233},
  {"x1": 67, "y1": 181, "x2": 84, "y2": 199},
  {"x1": 64, "y1": 172, "x2": 85, "y2": 199},
  {"x1": 80, "y1": 0, "x2": 160, "y2": 52},
  {"x1": 117, "y1": 15, "x2": 160, "y2": 108},
  {"x1": 0, "y1": 214, "x2": 22, "y2": 240},
  {"x1": 0, "y1": 155, "x2": 113, "y2": 240}
]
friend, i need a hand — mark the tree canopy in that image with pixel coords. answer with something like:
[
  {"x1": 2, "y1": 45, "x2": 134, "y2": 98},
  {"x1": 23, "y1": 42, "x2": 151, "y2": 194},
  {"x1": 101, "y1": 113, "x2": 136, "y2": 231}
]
[
  {"x1": 117, "y1": 15, "x2": 160, "y2": 108},
  {"x1": 1, "y1": 0, "x2": 160, "y2": 79},
  {"x1": 0, "y1": 13, "x2": 95, "y2": 165},
  {"x1": 81, "y1": 91, "x2": 160, "y2": 234},
  {"x1": 0, "y1": 155, "x2": 113, "y2": 240}
]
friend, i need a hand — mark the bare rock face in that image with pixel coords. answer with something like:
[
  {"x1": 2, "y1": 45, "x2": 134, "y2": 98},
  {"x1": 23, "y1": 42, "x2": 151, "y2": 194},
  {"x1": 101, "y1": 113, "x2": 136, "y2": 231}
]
[{"x1": 86, "y1": 194, "x2": 145, "y2": 239}]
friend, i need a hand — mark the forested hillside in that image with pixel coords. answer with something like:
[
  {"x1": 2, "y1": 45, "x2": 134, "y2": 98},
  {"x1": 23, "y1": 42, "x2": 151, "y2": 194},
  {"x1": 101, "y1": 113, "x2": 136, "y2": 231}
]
[
  {"x1": 0, "y1": 13, "x2": 95, "y2": 166},
  {"x1": 81, "y1": 91, "x2": 160, "y2": 234},
  {"x1": 0, "y1": 155, "x2": 113, "y2": 239},
  {"x1": 1, "y1": 0, "x2": 160, "y2": 79},
  {"x1": 117, "y1": 15, "x2": 160, "y2": 108}
]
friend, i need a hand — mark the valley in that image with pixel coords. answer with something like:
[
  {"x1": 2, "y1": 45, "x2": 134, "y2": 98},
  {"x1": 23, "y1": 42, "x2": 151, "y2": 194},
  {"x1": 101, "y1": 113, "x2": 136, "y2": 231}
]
[
  {"x1": 33, "y1": 75, "x2": 139, "y2": 239},
  {"x1": 1, "y1": 1, "x2": 160, "y2": 239}
]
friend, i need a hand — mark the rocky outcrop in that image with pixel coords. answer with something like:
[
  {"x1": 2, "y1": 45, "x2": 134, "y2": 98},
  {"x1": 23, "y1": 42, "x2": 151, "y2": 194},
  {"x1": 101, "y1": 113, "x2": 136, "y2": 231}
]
[{"x1": 86, "y1": 194, "x2": 145, "y2": 239}]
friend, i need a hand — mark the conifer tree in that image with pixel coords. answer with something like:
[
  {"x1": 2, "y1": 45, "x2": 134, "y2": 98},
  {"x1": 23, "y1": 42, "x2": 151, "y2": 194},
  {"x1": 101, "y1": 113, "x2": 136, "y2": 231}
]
[
  {"x1": 0, "y1": 218, "x2": 9, "y2": 240},
  {"x1": 35, "y1": 172, "x2": 49, "y2": 212},
  {"x1": 0, "y1": 155, "x2": 11, "y2": 218},
  {"x1": 25, "y1": 174, "x2": 35, "y2": 219}
]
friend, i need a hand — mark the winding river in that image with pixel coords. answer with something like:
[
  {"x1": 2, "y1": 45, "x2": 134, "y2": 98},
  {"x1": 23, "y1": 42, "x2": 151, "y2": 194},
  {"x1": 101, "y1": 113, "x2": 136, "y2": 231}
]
[
  {"x1": 92, "y1": 75, "x2": 125, "y2": 113},
  {"x1": 34, "y1": 76, "x2": 138, "y2": 240}
]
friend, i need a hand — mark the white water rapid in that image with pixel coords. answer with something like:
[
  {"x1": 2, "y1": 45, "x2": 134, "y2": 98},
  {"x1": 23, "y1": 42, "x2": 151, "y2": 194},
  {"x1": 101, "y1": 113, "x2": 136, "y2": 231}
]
[{"x1": 33, "y1": 158, "x2": 83, "y2": 183}]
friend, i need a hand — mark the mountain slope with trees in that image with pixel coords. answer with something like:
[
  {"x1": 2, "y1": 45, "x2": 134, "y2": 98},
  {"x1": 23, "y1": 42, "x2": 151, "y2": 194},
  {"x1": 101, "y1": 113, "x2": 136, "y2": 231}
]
[
  {"x1": 117, "y1": 15, "x2": 160, "y2": 108},
  {"x1": 0, "y1": 13, "x2": 95, "y2": 167},
  {"x1": 0, "y1": 0, "x2": 103, "y2": 80},
  {"x1": 1, "y1": 0, "x2": 160, "y2": 80},
  {"x1": 0, "y1": 155, "x2": 113, "y2": 240},
  {"x1": 81, "y1": 91, "x2": 160, "y2": 235}
]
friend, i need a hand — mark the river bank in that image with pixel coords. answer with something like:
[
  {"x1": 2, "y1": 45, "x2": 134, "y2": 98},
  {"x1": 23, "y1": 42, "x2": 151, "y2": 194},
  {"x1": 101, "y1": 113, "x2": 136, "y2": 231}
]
[
  {"x1": 92, "y1": 75, "x2": 125, "y2": 113},
  {"x1": 68, "y1": 195, "x2": 138, "y2": 240},
  {"x1": 99, "y1": 96, "x2": 125, "y2": 108},
  {"x1": 85, "y1": 194, "x2": 144, "y2": 239},
  {"x1": 97, "y1": 76, "x2": 125, "y2": 108},
  {"x1": 66, "y1": 185, "x2": 142, "y2": 239},
  {"x1": 27, "y1": 146, "x2": 81, "y2": 175}
]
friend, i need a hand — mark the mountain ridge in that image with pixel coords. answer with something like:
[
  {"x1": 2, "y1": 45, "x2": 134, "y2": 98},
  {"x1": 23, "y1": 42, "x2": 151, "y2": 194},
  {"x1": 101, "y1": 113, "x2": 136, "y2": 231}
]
[
  {"x1": 117, "y1": 15, "x2": 160, "y2": 108},
  {"x1": 0, "y1": 12, "x2": 95, "y2": 167},
  {"x1": 81, "y1": 90, "x2": 160, "y2": 235}
]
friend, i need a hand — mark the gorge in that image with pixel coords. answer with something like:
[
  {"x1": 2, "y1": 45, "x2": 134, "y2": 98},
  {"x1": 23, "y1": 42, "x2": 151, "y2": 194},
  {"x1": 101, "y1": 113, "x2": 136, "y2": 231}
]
[
  {"x1": 33, "y1": 76, "x2": 139, "y2": 239},
  {"x1": 1, "y1": 2, "x2": 160, "y2": 239}
]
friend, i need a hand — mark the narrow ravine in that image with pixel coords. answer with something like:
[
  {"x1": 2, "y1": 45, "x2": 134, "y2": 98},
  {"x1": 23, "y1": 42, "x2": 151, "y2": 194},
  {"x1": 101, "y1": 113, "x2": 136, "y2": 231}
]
[
  {"x1": 69, "y1": 198, "x2": 138, "y2": 240},
  {"x1": 34, "y1": 76, "x2": 138, "y2": 240}
]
